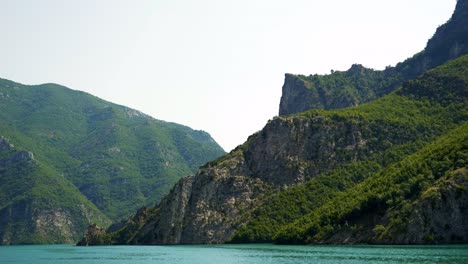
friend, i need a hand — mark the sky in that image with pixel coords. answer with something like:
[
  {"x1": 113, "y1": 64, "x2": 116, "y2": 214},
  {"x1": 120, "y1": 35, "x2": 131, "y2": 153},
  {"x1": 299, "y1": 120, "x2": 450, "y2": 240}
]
[{"x1": 0, "y1": 0, "x2": 457, "y2": 151}]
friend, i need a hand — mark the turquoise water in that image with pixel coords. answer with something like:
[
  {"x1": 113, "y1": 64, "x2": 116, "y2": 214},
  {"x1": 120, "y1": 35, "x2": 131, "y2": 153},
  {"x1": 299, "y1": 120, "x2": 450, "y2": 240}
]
[{"x1": 1, "y1": 244, "x2": 467, "y2": 264}]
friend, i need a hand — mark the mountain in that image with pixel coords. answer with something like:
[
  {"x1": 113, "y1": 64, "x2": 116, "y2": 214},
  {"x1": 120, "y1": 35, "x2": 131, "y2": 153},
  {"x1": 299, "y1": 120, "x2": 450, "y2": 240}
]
[
  {"x1": 79, "y1": 54, "x2": 467, "y2": 245},
  {"x1": 0, "y1": 137, "x2": 110, "y2": 244},
  {"x1": 279, "y1": 0, "x2": 468, "y2": 115},
  {"x1": 78, "y1": 1, "x2": 467, "y2": 246},
  {"x1": 273, "y1": 123, "x2": 467, "y2": 244},
  {"x1": 0, "y1": 79, "x2": 225, "y2": 244}
]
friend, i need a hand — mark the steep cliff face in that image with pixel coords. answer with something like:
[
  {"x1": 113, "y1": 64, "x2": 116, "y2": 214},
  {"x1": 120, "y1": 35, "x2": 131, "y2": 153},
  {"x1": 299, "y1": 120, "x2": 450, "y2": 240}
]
[
  {"x1": 123, "y1": 117, "x2": 374, "y2": 244},
  {"x1": 279, "y1": 66, "x2": 391, "y2": 115},
  {"x1": 84, "y1": 54, "x2": 467, "y2": 245},
  {"x1": 278, "y1": 75, "x2": 318, "y2": 117},
  {"x1": 279, "y1": 0, "x2": 468, "y2": 115},
  {"x1": 0, "y1": 138, "x2": 110, "y2": 244},
  {"x1": 1, "y1": 204, "x2": 101, "y2": 245},
  {"x1": 276, "y1": 125, "x2": 467, "y2": 245}
]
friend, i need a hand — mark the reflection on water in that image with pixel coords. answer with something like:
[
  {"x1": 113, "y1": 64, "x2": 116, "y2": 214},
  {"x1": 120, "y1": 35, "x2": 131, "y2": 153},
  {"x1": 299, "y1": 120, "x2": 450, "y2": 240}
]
[{"x1": 1, "y1": 244, "x2": 467, "y2": 264}]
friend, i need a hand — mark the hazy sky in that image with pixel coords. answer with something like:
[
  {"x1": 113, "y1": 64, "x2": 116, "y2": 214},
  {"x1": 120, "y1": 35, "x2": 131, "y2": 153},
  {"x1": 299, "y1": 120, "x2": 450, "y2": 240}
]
[{"x1": 1, "y1": 0, "x2": 457, "y2": 151}]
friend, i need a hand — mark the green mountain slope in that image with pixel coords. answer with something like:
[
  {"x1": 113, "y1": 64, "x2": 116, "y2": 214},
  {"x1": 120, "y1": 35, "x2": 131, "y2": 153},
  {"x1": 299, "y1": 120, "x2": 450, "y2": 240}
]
[
  {"x1": 232, "y1": 54, "x2": 468, "y2": 243},
  {"x1": 84, "y1": 55, "x2": 467, "y2": 246},
  {"x1": 0, "y1": 137, "x2": 110, "y2": 244},
  {"x1": 0, "y1": 79, "x2": 225, "y2": 244},
  {"x1": 279, "y1": 0, "x2": 468, "y2": 115},
  {"x1": 274, "y1": 123, "x2": 467, "y2": 244}
]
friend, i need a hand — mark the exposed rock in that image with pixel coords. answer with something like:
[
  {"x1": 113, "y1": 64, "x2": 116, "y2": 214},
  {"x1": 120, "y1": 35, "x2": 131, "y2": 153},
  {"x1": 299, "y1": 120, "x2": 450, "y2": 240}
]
[
  {"x1": 279, "y1": 0, "x2": 468, "y2": 116},
  {"x1": 12, "y1": 151, "x2": 34, "y2": 162},
  {"x1": 278, "y1": 74, "x2": 318, "y2": 116},
  {"x1": 79, "y1": 1, "x2": 468, "y2": 246},
  {"x1": 77, "y1": 224, "x2": 109, "y2": 246},
  {"x1": 101, "y1": 113, "x2": 404, "y2": 245},
  {"x1": 0, "y1": 150, "x2": 34, "y2": 167},
  {"x1": 388, "y1": 168, "x2": 468, "y2": 244},
  {"x1": 0, "y1": 200, "x2": 103, "y2": 245},
  {"x1": 0, "y1": 136, "x2": 14, "y2": 152},
  {"x1": 124, "y1": 152, "x2": 272, "y2": 244}
]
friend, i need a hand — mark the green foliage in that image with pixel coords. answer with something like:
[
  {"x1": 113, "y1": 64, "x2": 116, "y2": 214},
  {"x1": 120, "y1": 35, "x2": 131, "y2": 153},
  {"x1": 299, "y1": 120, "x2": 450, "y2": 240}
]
[
  {"x1": 273, "y1": 123, "x2": 467, "y2": 244},
  {"x1": 0, "y1": 146, "x2": 111, "y2": 244},
  {"x1": 0, "y1": 78, "x2": 225, "y2": 244},
  {"x1": 232, "y1": 55, "x2": 468, "y2": 244},
  {"x1": 231, "y1": 161, "x2": 381, "y2": 242},
  {"x1": 294, "y1": 64, "x2": 402, "y2": 110},
  {"x1": 282, "y1": 1, "x2": 467, "y2": 115}
]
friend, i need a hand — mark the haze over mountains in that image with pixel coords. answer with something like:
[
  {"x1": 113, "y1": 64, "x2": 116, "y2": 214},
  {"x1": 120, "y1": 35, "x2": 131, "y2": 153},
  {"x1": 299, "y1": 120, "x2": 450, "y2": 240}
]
[{"x1": 78, "y1": 0, "x2": 467, "y2": 245}]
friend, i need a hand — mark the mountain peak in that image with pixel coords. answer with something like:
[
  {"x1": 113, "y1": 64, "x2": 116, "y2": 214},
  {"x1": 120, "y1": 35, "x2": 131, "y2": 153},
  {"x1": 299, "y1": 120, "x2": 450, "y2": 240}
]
[{"x1": 279, "y1": 0, "x2": 467, "y2": 115}]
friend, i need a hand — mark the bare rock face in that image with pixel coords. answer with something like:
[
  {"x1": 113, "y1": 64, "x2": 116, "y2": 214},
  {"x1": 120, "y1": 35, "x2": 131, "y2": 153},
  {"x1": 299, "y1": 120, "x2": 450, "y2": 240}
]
[
  {"x1": 279, "y1": 0, "x2": 468, "y2": 116},
  {"x1": 105, "y1": 114, "x2": 379, "y2": 245},
  {"x1": 126, "y1": 151, "x2": 271, "y2": 244},
  {"x1": 0, "y1": 136, "x2": 14, "y2": 152},
  {"x1": 278, "y1": 74, "x2": 317, "y2": 116},
  {"x1": 0, "y1": 201, "x2": 97, "y2": 245},
  {"x1": 77, "y1": 224, "x2": 109, "y2": 246},
  {"x1": 0, "y1": 136, "x2": 111, "y2": 245},
  {"x1": 80, "y1": 1, "x2": 467, "y2": 245},
  {"x1": 244, "y1": 116, "x2": 368, "y2": 186}
]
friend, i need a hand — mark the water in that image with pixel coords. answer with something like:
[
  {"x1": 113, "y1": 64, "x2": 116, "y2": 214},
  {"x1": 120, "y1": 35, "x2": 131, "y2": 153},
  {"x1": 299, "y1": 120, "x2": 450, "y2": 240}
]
[{"x1": 1, "y1": 244, "x2": 467, "y2": 264}]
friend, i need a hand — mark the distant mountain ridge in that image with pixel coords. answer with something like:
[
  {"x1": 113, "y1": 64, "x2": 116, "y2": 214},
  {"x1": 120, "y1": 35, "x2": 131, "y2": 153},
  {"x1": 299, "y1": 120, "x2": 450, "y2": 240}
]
[
  {"x1": 0, "y1": 78, "x2": 225, "y2": 244},
  {"x1": 279, "y1": 0, "x2": 468, "y2": 115}
]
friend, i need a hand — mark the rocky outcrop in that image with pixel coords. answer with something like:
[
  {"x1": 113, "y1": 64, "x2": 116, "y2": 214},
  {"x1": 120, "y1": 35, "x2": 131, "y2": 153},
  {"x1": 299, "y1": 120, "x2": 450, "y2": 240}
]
[
  {"x1": 115, "y1": 151, "x2": 272, "y2": 244},
  {"x1": 278, "y1": 74, "x2": 318, "y2": 116},
  {"x1": 77, "y1": 224, "x2": 110, "y2": 246},
  {"x1": 316, "y1": 168, "x2": 468, "y2": 245},
  {"x1": 278, "y1": 66, "x2": 389, "y2": 116},
  {"x1": 0, "y1": 137, "x2": 111, "y2": 244},
  {"x1": 388, "y1": 168, "x2": 468, "y2": 244},
  {"x1": 279, "y1": 0, "x2": 468, "y2": 115},
  {"x1": 79, "y1": 1, "x2": 468, "y2": 246},
  {"x1": 0, "y1": 136, "x2": 14, "y2": 152},
  {"x1": 96, "y1": 111, "x2": 422, "y2": 245},
  {"x1": 0, "y1": 200, "x2": 106, "y2": 245}
]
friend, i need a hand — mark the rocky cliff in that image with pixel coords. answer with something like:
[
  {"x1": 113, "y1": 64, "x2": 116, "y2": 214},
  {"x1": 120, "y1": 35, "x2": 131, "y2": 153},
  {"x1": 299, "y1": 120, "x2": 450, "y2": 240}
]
[
  {"x1": 389, "y1": 168, "x2": 468, "y2": 244},
  {"x1": 274, "y1": 123, "x2": 467, "y2": 245},
  {"x1": 78, "y1": 2, "x2": 468, "y2": 245},
  {"x1": 111, "y1": 116, "x2": 379, "y2": 244},
  {"x1": 0, "y1": 138, "x2": 110, "y2": 244},
  {"x1": 80, "y1": 53, "x2": 467, "y2": 245},
  {"x1": 279, "y1": 0, "x2": 468, "y2": 115}
]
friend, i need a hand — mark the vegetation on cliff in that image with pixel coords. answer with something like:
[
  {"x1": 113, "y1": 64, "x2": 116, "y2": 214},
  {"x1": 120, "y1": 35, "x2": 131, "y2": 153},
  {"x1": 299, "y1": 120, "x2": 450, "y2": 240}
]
[
  {"x1": 273, "y1": 123, "x2": 467, "y2": 244},
  {"x1": 279, "y1": 0, "x2": 468, "y2": 115},
  {"x1": 88, "y1": 55, "x2": 467, "y2": 246},
  {"x1": 231, "y1": 55, "x2": 468, "y2": 243}
]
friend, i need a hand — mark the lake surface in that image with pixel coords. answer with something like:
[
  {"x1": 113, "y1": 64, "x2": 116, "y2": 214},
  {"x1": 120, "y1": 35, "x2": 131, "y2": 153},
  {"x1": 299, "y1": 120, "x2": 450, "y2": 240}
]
[{"x1": 1, "y1": 244, "x2": 467, "y2": 264}]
